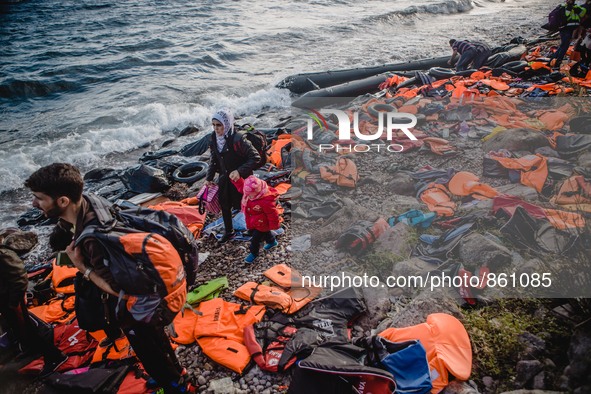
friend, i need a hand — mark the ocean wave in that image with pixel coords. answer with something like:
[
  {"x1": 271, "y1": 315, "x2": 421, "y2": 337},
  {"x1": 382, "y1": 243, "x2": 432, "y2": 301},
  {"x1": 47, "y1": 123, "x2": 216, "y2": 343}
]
[
  {"x1": 0, "y1": 78, "x2": 83, "y2": 100},
  {"x1": 365, "y1": 0, "x2": 474, "y2": 23},
  {"x1": 0, "y1": 87, "x2": 292, "y2": 194}
]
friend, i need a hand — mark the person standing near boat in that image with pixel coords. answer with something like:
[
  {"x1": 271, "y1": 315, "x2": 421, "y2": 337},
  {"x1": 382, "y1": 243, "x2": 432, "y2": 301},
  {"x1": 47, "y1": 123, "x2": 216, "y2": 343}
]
[
  {"x1": 548, "y1": 0, "x2": 587, "y2": 68},
  {"x1": 205, "y1": 109, "x2": 260, "y2": 244},
  {"x1": 448, "y1": 39, "x2": 492, "y2": 71}
]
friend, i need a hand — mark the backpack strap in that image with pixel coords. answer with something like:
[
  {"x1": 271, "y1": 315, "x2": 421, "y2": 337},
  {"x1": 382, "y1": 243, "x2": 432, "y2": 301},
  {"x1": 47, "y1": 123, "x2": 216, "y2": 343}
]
[
  {"x1": 84, "y1": 193, "x2": 116, "y2": 226},
  {"x1": 74, "y1": 225, "x2": 97, "y2": 247}
]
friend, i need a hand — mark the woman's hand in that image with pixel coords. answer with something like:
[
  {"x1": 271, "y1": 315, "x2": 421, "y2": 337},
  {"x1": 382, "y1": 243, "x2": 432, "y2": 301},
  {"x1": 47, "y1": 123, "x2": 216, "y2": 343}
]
[
  {"x1": 66, "y1": 241, "x2": 87, "y2": 273},
  {"x1": 229, "y1": 170, "x2": 240, "y2": 181}
]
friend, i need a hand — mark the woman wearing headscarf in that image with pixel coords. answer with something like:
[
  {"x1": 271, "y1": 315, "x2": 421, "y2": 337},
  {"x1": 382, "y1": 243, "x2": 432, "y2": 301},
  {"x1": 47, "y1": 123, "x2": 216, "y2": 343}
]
[{"x1": 205, "y1": 109, "x2": 260, "y2": 243}]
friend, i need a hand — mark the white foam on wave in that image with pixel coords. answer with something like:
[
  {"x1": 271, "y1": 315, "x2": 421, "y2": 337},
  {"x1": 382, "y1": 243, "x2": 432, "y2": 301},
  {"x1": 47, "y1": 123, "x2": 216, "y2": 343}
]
[
  {"x1": 205, "y1": 87, "x2": 292, "y2": 121},
  {"x1": 0, "y1": 87, "x2": 292, "y2": 194}
]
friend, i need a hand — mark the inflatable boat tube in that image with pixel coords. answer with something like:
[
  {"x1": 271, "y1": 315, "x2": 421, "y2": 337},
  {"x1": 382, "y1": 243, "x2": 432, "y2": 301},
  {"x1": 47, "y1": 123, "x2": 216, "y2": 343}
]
[
  {"x1": 428, "y1": 67, "x2": 456, "y2": 79},
  {"x1": 279, "y1": 56, "x2": 452, "y2": 94},
  {"x1": 500, "y1": 60, "x2": 528, "y2": 73},
  {"x1": 486, "y1": 44, "x2": 527, "y2": 68},
  {"x1": 367, "y1": 103, "x2": 397, "y2": 118},
  {"x1": 172, "y1": 161, "x2": 208, "y2": 184},
  {"x1": 292, "y1": 73, "x2": 391, "y2": 108}
]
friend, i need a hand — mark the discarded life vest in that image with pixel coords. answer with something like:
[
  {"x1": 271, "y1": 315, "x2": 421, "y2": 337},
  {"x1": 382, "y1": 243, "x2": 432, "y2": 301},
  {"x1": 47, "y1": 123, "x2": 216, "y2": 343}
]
[
  {"x1": 116, "y1": 363, "x2": 151, "y2": 394},
  {"x1": 234, "y1": 281, "x2": 321, "y2": 314},
  {"x1": 356, "y1": 336, "x2": 432, "y2": 394},
  {"x1": 91, "y1": 333, "x2": 135, "y2": 364},
  {"x1": 550, "y1": 175, "x2": 591, "y2": 213},
  {"x1": 283, "y1": 287, "x2": 367, "y2": 369},
  {"x1": 448, "y1": 171, "x2": 499, "y2": 200},
  {"x1": 422, "y1": 137, "x2": 458, "y2": 156},
  {"x1": 170, "y1": 305, "x2": 201, "y2": 345},
  {"x1": 320, "y1": 157, "x2": 359, "y2": 188},
  {"x1": 336, "y1": 218, "x2": 389, "y2": 255},
  {"x1": 488, "y1": 154, "x2": 548, "y2": 193},
  {"x1": 419, "y1": 183, "x2": 456, "y2": 217},
  {"x1": 186, "y1": 276, "x2": 229, "y2": 305},
  {"x1": 148, "y1": 200, "x2": 207, "y2": 239},
  {"x1": 245, "y1": 287, "x2": 367, "y2": 375},
  {"x1": 19, "y1": 319, "x2": 98, "y2": 374},
  {"x1": 264, "y1": 264, "x2": 302, "y2": 288},
  {"x1": 243, "y1": 318, "x2": 298, "y2": 372},
  {"x1": 268, "y1": 134, "x2": 293, "y2": 168},
  {"x1": 493, "y1": 195, "x2": 585, "y2": 230},
  {"x1": 194, "y1": 298, "x2": 266, "y2": 374},
  {"x1": 51, "y1": 257, "x2": 78, "y2": 295},
  {"x1": 379, "y1": 313, "x2": 472, "y2": 394},
  {"x1": 45, "y1": 364, "x2": 132, "y2": 394},
  {"x1": 499, "y1": 205, "x2": 581, "y2": 254},
  {"x1": 29, "y1": 295, "x2": 76, "y2": 324},
  {"x1": 288, "y1": 342, "x2": 396, "y2": 394}
]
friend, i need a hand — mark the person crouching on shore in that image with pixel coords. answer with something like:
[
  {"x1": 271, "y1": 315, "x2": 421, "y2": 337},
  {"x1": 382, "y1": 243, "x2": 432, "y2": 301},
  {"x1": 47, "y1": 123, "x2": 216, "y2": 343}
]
[{"x1": 231, "y1": 175, "x2": 280, "y2": 263}]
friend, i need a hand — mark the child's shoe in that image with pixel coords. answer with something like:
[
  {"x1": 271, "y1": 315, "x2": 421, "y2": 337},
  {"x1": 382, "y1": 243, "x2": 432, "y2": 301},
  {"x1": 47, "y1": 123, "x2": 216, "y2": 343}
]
[
  {"x1": 244, "y1": 253, "x2": 258, "y2": 264},
  {"x1": 263, "y1": 240, "x2": 278, "y2": 251}
]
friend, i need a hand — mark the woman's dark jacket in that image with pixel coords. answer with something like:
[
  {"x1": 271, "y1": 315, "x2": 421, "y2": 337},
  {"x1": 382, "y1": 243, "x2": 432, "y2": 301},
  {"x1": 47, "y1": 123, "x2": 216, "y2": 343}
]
[{"x1": 206, "y1": 130, "x2": 260, "y2": 209}]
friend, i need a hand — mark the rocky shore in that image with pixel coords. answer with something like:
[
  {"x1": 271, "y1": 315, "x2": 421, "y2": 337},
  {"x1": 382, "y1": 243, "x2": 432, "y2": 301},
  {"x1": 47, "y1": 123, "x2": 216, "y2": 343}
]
[{"x1": 4, "y1": 32, "x2": 591, "y2": 394}]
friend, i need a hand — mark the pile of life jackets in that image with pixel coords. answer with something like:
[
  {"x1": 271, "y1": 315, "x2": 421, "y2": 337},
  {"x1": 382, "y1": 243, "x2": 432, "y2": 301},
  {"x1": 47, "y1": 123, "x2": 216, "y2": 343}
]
[
  {"x1": 418, "y1": 171, "x2": 499, "y2": 217},
  {"x1": 29, "y1": 258, "x2": 78, "y2": 324}
]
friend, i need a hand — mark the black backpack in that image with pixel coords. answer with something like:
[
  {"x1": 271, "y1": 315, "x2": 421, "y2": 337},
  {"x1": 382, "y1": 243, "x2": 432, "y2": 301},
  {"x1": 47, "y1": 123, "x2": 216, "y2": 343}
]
[
  {"x1": 543, "y1": 5, "x2": 567, "y2": 31},
  {"x1": 79, "y1": 194, "x2": 199, "y2": 289},
  {"x1": 234, "y1": 124, "x2": 268, "y2": 168}
]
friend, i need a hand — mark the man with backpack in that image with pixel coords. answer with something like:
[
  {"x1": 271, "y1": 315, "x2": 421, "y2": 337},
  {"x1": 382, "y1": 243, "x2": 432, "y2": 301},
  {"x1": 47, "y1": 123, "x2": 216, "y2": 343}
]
[
  {"x1": 547, "y1": 0, "x2": 587, "y2": 68},
  {"x1": 25, "y1": 163, "x2": 195, "y2": 393},
  {"x1": 205, "y1": 109, "x2": 261, "y2": 243}
]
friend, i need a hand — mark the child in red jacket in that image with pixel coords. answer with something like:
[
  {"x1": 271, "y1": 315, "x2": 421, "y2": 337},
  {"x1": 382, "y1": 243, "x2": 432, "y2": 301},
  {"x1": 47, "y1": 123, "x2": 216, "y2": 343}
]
[{"x1": 232, "y1": 175, "x2": 280, "y2": 263}]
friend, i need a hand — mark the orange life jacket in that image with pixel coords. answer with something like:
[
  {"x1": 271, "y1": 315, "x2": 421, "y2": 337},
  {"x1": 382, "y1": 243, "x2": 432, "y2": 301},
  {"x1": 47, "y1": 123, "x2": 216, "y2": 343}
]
[
  {"x1": 195, "y1": 298, "x2": 265, "y2": 374},
  {"x1": 29, "y1": 296, "x2": 76, "y2": 324},
  {"x1": 51, "y1": 258, "x2": 78, "y2": 295},
  {"x1": 268, "y1": 134, "x2": 293, "y2": 168},
  {"x1": 448, "y1": 171, "x2": 499, "y2": 200},
  {"x1": 91, "y1": 335, "x2": 135, "y2": 363},
  {"x1": 148, "y1": 201, "x2": 207, "y2": 238},
  {"x1": 170, "y1": 305, "x2": 201, "y2": 345},
  {"x1": 489, "y1": 154, "x2": 548, "y2": 193},
  {"x1": 264, "y1": 263, "x2": 302, "y2": 288},
  {"x1": 320, "y1": 157, "x2": 359, "y2": 188},
  {"x1": 551, "y1": 175, "x2": 591, "y2": 209},
  {"x1": 234, "y1": 282, "x2": 321, "y2": 314},
  {"x1": 420, "y1": 183, "x2": 456, "y2": 217}
]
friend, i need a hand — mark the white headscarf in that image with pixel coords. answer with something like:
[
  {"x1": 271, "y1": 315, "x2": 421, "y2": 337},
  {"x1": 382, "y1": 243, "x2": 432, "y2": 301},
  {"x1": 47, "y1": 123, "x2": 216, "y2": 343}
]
[{"x1": 212, "y1": 109, "x2": 234, "y2": 152}]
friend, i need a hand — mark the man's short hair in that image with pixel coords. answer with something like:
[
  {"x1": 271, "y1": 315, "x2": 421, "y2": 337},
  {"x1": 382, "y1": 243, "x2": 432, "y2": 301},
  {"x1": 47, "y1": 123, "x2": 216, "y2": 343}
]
[
  {"x1": 24, "y1": 163, "x2": 84, "y2": 203},
  {"x1": 449, "y1": 39, "x2": 456, "y2": 46}
]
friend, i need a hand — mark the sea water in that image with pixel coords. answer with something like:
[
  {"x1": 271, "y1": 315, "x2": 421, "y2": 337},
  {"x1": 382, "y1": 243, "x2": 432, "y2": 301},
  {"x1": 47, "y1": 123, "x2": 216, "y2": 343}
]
[{"x1": 0, "y1": 0, "x2": 556, "y2": 225}]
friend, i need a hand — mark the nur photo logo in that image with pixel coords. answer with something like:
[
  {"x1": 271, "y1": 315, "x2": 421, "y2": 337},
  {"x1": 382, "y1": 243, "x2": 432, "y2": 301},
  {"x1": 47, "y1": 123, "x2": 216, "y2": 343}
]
[{"x1": 306, "y1": 108, "x2": 418, "y2": 153}]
